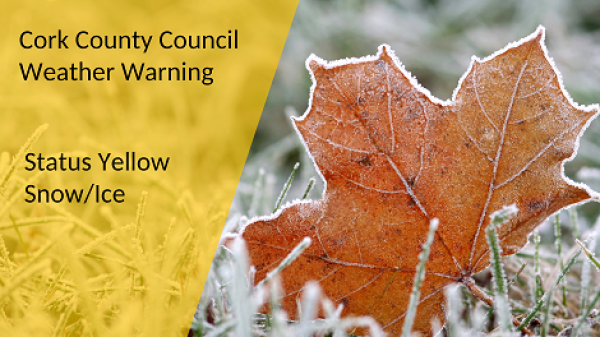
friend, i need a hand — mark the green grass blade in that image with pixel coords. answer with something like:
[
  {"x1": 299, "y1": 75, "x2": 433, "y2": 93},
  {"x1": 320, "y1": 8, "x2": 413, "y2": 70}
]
[
  {"x1": 570, "y1": 207, "x2": 579, "y2": 239},
  {"x1": 298, "y1": 282, "x2": 320, "y2": 337},
  {"x1": 487, "y1": 205, "x2": 517, "y2": 333},
  {"x1": 541, "y1": 281, "x2": 555, "y2": 337},
  {"x1": 535, "y1": 230, "x2": 543, "y2": 304},
  {"x1": 572, "y1": 280, "x2": 600, "y2": 336},
  {"x1": 554, "y1": 214, "x2": 567, "y2": 307},
  {"x1": 517, "y1": 247, "x2": 582, "y2": 331},
  {"x1": 249, "y1": 169, "x2": 265, "y2": 217},
  {"x1": 576, "y1": 239, "x2": 600, "y2": 271},
  {"x1": 273, "y1": 162, "x2": 300, "y2": 212},
  {"x1": 400, "y1": 219, "x2": 438, "y2": 337},
  {"x1": 510, "y1": 261, "x2": 528, "y2": 288},
  {"x1": 574, "y1": 237, "x2": 599, "y2": 336},
  {"x1": 301, "y1": 177, "x2": 315, "y2": 199},
  {"x1": 230, "y1": 239, "x2": 252, "y2": 337},
  {"x1": 445, "y1": 286, "x2": 464, "y2": 337},
  {"x1": 580, "y1": 235, "x2": 595, "y2": 315},
  {"x1": 256, "y1": 237, "x2": 311, "y2": 289}
]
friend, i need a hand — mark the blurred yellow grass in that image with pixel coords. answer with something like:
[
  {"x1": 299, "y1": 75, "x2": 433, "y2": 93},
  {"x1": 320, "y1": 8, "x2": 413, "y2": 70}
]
[{"x1": 0, "y1": 0, "x2": 297, "y2": 336}]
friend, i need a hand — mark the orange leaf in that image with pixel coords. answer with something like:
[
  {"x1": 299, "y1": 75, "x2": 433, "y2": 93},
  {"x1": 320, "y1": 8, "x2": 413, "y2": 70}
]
[{"x1": 236, "y1": 27, "x2": 599, "y2": 335}]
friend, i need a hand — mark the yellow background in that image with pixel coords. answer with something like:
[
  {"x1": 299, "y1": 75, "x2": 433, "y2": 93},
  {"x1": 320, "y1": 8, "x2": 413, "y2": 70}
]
[{"x1": 0, "y1": 0, "x2": 297, "y2": 336}]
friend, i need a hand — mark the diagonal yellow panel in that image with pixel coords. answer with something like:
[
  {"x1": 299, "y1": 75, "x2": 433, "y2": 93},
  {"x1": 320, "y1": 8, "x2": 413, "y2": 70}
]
[{"x1": 0, "y1": 0, "x2": 298, "y2": 336}]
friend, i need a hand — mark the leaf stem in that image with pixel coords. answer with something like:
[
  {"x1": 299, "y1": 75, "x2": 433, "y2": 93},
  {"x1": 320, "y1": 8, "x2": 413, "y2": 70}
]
[{"x1": 462, "y1": 277, "x2": 533, "y2": 335}]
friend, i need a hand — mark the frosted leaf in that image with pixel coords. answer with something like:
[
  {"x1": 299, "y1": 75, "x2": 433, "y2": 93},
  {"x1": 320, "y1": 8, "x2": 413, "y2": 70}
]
[{"x1": 229, "y1": 26, "x2": 599, "y2": 335}]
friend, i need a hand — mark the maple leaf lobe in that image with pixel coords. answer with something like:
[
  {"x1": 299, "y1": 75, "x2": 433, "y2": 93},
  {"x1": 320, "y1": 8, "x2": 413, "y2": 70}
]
[{"x1": 238, "y1": 27, "x2": 599, "y2": 335}]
